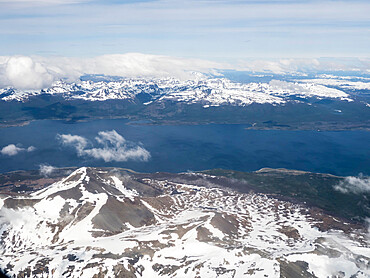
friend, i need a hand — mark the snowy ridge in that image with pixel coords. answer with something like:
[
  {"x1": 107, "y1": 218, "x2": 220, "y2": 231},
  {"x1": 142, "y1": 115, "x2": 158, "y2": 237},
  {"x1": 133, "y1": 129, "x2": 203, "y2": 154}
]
[
  {"x1": 0, "y1": 167, "x2": 368, "y2": 277},
  {"x1": 0, "y1": 76, "x2": 355, "y2": 106},
  {"x1": 31, "y1": 167, "x2": 88, "y2": 199}
]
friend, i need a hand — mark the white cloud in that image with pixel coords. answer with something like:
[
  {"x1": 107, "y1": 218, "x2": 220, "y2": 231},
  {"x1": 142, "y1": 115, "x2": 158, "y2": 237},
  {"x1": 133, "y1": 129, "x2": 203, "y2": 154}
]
[
  {"x1": 39, "y1": 164, "x2": 56, "y2": 176},
  {"x1": 0, "y1": 144, "x2": 23, "y2": 156},
  {"x1": 57, "y1": 130, "x2": 150, "y2": 162},
  {"x1": 0, "y1": 53, "x2": 225, "y2": 90},
  {"x1": 3, "y1": 56, "x2": 57, "y2": 90},
  {"x1": 0, "y1": 144, "x2": 36, "y2": 156},
  {"x1": 57, "y1": 134, "x2": 88, "y2": 156},
  {"x1": 27, "y1": 146, "x2": 36, "y2": 152},
  {"x1": 269, "y1": 80, "x2": 309, "y2": 93},
  {"x1": 333, "y1": 175, "x2": 370, "y2": 194},
  {"x1": 95, "y1": 130, "x2": 126, "y2": 148}
]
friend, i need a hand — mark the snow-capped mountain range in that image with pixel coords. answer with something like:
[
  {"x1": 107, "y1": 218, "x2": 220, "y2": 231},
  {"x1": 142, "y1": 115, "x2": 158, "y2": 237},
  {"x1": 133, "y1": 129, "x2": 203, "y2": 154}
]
[
  {"x1": 0, "y1": 77, "x2": 359, "y2": 107},
  {"x1": 0, "y1": 167, "x2": 368, "y2": 277}
]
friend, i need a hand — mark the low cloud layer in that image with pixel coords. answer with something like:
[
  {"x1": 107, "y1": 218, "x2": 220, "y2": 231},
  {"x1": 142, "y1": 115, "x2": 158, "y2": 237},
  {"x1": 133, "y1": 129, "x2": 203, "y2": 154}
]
[
  {"x1": 0, "y1": 144, "x2": 35, "y2": 156},
  {"x1": 0, "y1": 53, "x2": 223, "y2": 90},
  {"x1": 57, "y1": 130, "x2": 150, "y2": 162},
  {"x1": 269, "y1": 80, "x2": 309, "y2": 93},
  {"x1": 237, "y1": 58, "x2": 370, "y2": 75},
  {"x1": 333, "y1": 175, "x2": 370, "y2": 194},
  {"x1": 39, "y1": 164, "x2": 56, "y2": 177},
  {"x1": 0, "y1": 54, "x2": 369, "y2": 90}
]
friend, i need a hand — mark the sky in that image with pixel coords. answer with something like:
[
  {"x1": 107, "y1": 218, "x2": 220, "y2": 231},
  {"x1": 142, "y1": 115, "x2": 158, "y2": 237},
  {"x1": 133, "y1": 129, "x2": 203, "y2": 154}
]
[
  {"x1": 0, "y1": 0, "x2": 369, "y2": 60},
  {"x1": 0, "y1": 0, "x2": 369, "y2": 89}
]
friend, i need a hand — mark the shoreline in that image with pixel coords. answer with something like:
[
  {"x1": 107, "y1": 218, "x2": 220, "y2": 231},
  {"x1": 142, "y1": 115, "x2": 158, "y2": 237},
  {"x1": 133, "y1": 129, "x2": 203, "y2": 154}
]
[{"x1": 1, "y1": 117, "x2": 370, "y2": 131}]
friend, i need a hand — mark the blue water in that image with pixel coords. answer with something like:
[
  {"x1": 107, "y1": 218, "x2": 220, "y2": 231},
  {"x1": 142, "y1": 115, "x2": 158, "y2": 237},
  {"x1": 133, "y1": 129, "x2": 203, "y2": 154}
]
[{"x1": 0, "y1": 119, "x2": 369, "y2": 176}]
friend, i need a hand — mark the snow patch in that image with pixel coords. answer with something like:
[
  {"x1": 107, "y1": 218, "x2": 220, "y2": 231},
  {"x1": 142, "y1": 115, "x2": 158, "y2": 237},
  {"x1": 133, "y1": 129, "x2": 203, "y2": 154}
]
[{"x1": 111, "y1": 176, "x2": 138, "y2": 201}]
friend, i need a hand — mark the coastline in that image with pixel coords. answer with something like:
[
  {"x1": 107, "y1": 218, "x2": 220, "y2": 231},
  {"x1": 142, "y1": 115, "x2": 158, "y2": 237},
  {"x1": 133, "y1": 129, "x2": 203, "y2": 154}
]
[{"x1": 1, "y1": 116, "x2": 370, "y2": 131}]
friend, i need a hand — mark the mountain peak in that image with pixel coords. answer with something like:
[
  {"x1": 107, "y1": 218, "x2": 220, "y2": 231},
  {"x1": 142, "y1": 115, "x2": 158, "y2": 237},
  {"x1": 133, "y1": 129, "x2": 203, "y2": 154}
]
[
  {"x1": 1, "y1": 77, "x2": 354, "y2": 105},
  {"x1": 0, "y1": 167, "x2": 368, "y2": 277}
]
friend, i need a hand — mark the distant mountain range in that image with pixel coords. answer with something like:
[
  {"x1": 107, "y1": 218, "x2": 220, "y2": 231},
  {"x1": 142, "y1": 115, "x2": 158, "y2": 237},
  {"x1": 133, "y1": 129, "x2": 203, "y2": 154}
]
[
  {"x1": 0, "y1": 74, "x2": 369, "y2": 129},
  {"x1": 0, "y1": 76, "x2": 364, "y2": 104},
  {"x1": 0, "y1": 167, "x2": 369, "y2": 277}
]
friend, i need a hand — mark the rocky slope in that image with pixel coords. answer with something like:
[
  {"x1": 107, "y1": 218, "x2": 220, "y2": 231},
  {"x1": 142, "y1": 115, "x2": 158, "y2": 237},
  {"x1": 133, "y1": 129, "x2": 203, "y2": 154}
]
[{"x1": 0, "y1": 167, "x2": 369, "y2": 277}]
